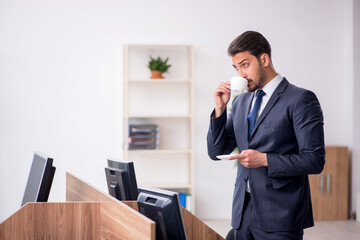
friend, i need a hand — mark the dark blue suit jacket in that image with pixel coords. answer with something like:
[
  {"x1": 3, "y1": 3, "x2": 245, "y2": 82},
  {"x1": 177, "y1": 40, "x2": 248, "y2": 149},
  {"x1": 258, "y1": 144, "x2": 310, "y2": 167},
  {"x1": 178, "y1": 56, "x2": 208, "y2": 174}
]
[{"x1": 207, "y1": 78, "x2": 325, "y2": 231}]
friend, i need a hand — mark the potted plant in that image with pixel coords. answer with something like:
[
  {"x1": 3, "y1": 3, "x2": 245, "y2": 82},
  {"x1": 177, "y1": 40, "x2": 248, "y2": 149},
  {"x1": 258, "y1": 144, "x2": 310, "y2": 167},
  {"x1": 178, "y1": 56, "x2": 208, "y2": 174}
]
[{"x1": 147, "y1": 56, "x2": 171, "y2": 79}]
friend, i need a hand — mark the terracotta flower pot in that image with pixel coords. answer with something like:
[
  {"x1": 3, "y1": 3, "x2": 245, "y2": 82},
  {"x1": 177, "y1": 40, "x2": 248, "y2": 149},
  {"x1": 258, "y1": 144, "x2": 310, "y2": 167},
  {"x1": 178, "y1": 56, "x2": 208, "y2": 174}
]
[{"x1": 150, "y1": 70, "x2": 164, "y2": 79}]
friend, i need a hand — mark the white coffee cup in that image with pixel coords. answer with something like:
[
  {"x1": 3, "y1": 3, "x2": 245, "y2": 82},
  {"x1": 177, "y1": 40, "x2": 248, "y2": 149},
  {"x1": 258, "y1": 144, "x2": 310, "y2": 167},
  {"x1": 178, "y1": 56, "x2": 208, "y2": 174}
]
[{"x1": 230, "y1": 76, "x2": 247, "y2": 93}]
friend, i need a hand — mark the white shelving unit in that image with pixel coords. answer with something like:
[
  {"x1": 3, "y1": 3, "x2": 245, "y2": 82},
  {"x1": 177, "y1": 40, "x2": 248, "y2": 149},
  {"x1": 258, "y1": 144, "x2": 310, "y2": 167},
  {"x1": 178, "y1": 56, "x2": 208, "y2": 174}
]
[{"x1": 123, "y1": 44, "x2": 195, "y2": 211}]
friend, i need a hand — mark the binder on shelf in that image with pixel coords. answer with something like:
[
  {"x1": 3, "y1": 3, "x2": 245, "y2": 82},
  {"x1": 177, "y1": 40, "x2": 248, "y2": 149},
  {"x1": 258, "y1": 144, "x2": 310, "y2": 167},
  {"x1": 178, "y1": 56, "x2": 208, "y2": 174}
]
[
  {"x1": 128, "y1": 124, "x2": 159, "y2": 150},
  {"x1": 179, "y1": 193, "x2": 186, "y2": 208},
  {"x1": 186, "y1": 194, "x2": 192, "y2": 212},
  {"x1": 178, "y1": 192, "x2": 192, "y2": 212}
]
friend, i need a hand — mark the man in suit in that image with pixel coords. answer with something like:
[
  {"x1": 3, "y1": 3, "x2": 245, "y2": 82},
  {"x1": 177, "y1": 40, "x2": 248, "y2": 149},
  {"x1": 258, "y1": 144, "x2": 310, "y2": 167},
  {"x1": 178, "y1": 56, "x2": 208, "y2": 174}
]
[{"x1": 207, "y1": 31, "x2": 325, "y2": 240}]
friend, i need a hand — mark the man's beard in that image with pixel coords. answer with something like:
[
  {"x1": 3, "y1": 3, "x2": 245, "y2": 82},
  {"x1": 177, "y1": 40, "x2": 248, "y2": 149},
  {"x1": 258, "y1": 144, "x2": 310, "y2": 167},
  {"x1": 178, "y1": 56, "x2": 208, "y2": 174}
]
[{"x1": 246, "y1": 66, "x2": 266, "y2": 92}]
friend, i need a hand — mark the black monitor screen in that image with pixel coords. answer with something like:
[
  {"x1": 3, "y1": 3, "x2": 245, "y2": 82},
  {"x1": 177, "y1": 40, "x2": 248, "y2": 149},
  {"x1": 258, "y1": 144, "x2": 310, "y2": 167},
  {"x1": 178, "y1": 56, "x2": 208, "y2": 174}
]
[
  {"x1": 21, "y1": 152, "x2": 56, "y2": 206},
  {"x1": 137, "y1": 187, "x2": 187, "y2": 240},
  {"x1": 105, "y1": 159, "x2": 138, "y2": 200}
]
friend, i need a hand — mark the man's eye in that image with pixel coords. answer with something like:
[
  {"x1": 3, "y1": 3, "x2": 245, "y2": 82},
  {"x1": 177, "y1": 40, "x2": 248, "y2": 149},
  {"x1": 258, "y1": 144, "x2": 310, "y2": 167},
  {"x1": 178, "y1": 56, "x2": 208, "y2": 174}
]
[{"x1": 242, "y1": 63, "x2": 249, "y2": 68}]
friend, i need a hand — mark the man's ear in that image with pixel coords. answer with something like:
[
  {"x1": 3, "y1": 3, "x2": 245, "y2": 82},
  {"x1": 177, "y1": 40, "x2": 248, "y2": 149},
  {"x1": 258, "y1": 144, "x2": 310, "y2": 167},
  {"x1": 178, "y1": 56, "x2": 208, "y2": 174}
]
[{"x1": 261, "y1": 53, "x2": 270, "y2": 67}]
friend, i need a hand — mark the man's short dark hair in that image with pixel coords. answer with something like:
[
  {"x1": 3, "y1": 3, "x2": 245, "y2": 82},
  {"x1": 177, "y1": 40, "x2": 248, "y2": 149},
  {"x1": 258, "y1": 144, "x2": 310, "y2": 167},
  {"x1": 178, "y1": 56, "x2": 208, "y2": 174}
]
[{"x1": 227, "y1": 31, "x2": 272, "y2": 60}]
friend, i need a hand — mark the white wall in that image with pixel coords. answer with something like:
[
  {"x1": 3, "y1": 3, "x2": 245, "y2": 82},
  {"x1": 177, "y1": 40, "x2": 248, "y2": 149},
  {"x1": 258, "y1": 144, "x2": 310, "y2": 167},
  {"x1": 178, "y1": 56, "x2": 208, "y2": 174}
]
[
  {"x1": 352, "y1": 0, "x2": 360, "y2": 214},
  {"x1": 0, "y1": 0, "x2": 357, "y2": 221}
]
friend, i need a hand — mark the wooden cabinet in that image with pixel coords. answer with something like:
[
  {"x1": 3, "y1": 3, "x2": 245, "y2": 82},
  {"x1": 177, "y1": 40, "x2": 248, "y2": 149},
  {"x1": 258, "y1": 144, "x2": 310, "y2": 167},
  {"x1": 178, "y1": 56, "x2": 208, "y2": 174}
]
[
  {"x1": 122, "y1": 44, "x2": 195, "y2": 211},
  {"x1": 309, "y1": 146, "x2": 349, "y2": 220}
]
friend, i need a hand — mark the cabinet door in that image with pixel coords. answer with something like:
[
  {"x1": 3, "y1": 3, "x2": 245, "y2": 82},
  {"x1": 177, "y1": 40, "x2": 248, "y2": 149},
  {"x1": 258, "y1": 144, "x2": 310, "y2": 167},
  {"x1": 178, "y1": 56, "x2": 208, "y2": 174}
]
[{"x1": 309, "y1": 146, "x2": 348, "y2": 220}]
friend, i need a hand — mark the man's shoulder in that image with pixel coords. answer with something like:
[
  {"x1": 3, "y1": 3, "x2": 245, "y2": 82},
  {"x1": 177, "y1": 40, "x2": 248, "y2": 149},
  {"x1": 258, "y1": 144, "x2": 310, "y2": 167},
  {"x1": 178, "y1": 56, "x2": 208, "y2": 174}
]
[
  {"x1": 282, "y1": 78, "x2": 316, "y2": 96},
  {"x1": 282, "y1": 80, "x2": 320, "y2": 107}
]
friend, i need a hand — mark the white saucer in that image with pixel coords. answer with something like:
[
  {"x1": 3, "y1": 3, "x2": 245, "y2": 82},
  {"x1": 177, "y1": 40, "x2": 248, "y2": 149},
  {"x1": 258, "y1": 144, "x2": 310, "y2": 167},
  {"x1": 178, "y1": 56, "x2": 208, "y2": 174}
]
[{"x1": 216, "y1": 154, "x2": 235, "y2": 160}]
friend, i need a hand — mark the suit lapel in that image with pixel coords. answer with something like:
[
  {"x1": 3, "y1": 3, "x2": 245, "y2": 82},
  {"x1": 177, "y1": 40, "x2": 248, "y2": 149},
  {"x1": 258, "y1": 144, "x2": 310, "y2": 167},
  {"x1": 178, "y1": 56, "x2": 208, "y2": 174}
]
[{"x1": 249, "y1": 79, "x2": 289, "y2": 141}]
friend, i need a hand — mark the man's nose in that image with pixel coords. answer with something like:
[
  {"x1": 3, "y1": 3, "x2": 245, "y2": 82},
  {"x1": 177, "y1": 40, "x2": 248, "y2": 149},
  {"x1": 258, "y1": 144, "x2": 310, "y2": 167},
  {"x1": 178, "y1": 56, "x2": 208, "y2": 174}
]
[{"x1": 237, "y1": 69, "x2": 246, "y2": 78}]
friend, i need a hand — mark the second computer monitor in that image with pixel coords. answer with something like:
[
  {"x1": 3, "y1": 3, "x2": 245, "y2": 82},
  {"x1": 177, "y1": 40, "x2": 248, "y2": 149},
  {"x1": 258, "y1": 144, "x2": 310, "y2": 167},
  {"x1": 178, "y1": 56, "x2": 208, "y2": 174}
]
[{"x1": 105, "y1": 159, "x2": 138, "y2": 201}]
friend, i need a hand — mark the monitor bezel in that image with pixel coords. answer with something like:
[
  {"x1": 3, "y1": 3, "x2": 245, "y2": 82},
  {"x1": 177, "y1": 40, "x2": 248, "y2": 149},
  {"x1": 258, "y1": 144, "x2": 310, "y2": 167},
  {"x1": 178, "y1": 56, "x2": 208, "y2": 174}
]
[{"x1": 21, "y1": 152, "x2": 56, "y2": 206}]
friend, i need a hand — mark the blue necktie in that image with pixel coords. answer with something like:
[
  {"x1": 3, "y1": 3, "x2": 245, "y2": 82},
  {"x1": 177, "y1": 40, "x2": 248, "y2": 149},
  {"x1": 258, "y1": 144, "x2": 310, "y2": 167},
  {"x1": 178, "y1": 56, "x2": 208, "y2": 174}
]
[{"x1": 247, "y1": 89, "x2": 265, "y2": 139}]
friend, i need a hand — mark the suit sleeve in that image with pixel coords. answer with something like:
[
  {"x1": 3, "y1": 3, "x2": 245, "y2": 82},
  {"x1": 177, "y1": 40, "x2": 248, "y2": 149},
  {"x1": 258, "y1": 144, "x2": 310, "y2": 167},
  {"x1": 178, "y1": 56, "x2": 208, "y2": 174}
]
[
  {"x1": 207, "y1": 109, "x2": 237, "y2": 160},
  {"x1": 267, "y1": 90, "x2": 325, "y2": 177}
]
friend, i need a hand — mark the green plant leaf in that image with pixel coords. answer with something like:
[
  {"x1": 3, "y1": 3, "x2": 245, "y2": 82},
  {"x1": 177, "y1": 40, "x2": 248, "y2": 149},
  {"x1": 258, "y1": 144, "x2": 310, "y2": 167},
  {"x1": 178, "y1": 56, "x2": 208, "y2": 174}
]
[{"x1": 147, "y1": 56, "x2": 171, "y2": 73}]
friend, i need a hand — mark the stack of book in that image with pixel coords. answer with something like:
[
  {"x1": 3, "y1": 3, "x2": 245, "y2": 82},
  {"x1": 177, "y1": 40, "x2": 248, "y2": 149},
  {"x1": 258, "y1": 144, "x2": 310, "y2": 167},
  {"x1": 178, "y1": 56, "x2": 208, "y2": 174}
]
[{"x1": 128, "y1": 124, "x2": 159, "y2": 150}]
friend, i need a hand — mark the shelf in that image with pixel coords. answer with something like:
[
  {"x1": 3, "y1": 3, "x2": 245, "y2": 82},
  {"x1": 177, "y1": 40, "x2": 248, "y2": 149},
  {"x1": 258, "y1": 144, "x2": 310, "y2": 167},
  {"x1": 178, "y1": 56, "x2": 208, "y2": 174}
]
[
  {"x1": 128, "y1": 115, "x2": 192, "y2": 119},
  {"x1": 123, "y1": 44, "x2": 195, "y2": 212},
  {"x1": 126, "y1": 44, "x2": 192, "y2": 48},
  {"x1": 126, "y1": 82, "x2": 191, "y2": 117},
  {"x1": 127, "y1": 149, "x2": 192, "y2": 154},
  {"x1": 128, "y1": 79, "x2": 191, "y2": 83},
  {"x1": 125, "y1": 44, "x2": 192, "y2": 80},
  {"x1": 138, "y1": 183, "x2": 192, "y2": 190}
]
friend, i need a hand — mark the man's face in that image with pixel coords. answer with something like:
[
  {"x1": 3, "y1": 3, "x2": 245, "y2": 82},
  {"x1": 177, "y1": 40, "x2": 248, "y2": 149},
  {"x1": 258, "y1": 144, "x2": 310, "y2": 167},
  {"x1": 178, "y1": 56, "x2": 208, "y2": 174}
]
[{"x1": 231, "y1": 51, "x2": 267, "y2": 92}]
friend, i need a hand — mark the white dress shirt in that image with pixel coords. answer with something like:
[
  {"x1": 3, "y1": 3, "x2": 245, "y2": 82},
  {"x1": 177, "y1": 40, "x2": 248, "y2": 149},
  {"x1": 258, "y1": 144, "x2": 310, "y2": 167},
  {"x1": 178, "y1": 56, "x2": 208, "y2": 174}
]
[
  {"x1": 246, "y1": 74, "x2": 283, "y2": 192},
  {"x1": 250, "y1": 73, "x2": 283, "y2": 120}
]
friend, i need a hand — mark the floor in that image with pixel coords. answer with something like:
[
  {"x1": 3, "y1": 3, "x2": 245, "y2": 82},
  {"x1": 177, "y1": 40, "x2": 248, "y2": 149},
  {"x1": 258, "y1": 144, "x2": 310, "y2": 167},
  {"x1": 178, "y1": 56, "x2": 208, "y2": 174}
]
[{"x1": 203, "y1": 219, "x2": 360, "y2": 240}]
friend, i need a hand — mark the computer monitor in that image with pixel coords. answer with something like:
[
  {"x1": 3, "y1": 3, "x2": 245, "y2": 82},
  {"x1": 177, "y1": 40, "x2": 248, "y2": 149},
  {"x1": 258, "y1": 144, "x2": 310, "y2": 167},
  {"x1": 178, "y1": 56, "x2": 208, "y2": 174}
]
[
  {"x1": 105, "y1": 159, "x2": 138, "y2": 200},
  {"x1": 137, "y1": 187, "x2": 187, "y2": 240},
  {"x1": 21, "y1": 152, "x2": 56, "y2": 206}
]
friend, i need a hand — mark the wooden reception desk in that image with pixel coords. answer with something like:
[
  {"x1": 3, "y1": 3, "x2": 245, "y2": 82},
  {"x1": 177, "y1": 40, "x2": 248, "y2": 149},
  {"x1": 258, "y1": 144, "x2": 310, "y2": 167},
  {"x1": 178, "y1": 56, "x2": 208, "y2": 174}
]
[{"x1": 0, "y1": 172, "x2": 224, "y2": 240}]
